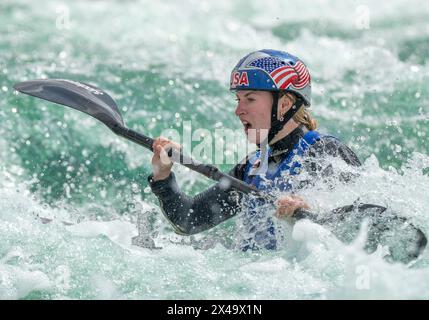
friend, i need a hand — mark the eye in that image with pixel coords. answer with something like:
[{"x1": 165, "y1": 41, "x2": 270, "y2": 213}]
[{"x1": 248, "y1": 97, "x2": 255, "y2": 102}]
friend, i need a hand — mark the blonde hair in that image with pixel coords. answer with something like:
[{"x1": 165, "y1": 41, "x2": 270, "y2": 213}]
[
  {"x1": 280, "y1": 91, "x2": 318, "y2": 131},
  {"x1": 293, "y1": 106, "x2": 318, "y2": 131}
]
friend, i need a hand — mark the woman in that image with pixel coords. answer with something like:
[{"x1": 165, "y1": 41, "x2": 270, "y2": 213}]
[{"x1": 148, "y1": 49, "x2": 361, "y2": 250}]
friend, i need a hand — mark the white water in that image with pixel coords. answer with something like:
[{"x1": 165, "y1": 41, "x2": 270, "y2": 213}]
[{"x1": 1, "y1": 152, "x2": 429, "y2": 299}]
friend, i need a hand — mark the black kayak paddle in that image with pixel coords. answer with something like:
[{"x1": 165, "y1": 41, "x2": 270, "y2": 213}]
[{"x1": 13, "y1": 79, "x2": 427, "y2": 263}]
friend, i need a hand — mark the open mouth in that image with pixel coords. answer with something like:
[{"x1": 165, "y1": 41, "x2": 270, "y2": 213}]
[{"x1": 242, "y1": 120, "x2": 252, "y2": 133}]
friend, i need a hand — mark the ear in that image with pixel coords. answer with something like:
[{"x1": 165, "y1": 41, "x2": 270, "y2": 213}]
[{"x1": 277, "y1": 94, "x2": 294, "y2": 119}]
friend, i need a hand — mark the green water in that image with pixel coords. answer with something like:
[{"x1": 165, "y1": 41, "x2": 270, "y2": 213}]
[{"x1": 1, "y1": 0, "x2": 429, "y2": 299}]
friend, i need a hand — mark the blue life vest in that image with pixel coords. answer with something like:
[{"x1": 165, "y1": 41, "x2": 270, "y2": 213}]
[{"x1": 239, "y1": 130, "x2": 324, "y2": 251}]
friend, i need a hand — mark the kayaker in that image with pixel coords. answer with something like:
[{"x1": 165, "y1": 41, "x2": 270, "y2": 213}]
[{"x1": 148, "y1": 49, "x2": 361, "y2": 250}]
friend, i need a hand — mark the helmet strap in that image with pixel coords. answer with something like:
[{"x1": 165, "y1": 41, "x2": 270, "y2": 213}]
[{"x1": 268, "y1": 92, "x2": 303, "y2": 144}]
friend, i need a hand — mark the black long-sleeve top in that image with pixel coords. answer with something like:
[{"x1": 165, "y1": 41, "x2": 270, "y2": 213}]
[{"x1": 148, "y1": 127, "x2": 361, "y2": 236}]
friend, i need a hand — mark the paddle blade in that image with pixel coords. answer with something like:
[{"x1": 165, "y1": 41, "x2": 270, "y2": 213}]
[{"x1": 14, "y1": 79, "x2": 124, "y2": 129}]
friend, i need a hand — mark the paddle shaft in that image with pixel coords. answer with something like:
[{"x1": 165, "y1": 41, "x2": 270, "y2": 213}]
[{"x1": 111, "y1": 125, "x2": 262, "y2": 195}]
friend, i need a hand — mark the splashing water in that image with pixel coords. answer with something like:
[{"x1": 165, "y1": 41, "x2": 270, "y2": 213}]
[{"x1": 1, "y1": 0, "x2": 429, "y2": 299}]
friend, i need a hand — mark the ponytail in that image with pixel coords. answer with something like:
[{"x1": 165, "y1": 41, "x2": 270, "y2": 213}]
[{"x1": 293, "y1": 107, "x2": 318, "y2": 131}]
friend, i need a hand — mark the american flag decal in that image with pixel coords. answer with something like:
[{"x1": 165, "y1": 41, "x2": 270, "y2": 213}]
[
  {"x1": 270, "y1": 61, "x2": 310, "y2": 89},
  {"x1": 249, "y1": 57, "x2": 310, "y2": 90}
]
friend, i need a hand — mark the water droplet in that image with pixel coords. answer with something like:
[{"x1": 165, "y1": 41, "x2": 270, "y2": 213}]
[
  {"x1": 394, "y1": 144, "x2": 402, "y2": 153},
  {"x1": 131, "y1": 183, "x2": 140, "y2": 193}
]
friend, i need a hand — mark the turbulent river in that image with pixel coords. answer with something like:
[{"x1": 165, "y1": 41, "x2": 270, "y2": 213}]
[{"x1": 0, "y1": 0, "x2": 429, "y2": 299}]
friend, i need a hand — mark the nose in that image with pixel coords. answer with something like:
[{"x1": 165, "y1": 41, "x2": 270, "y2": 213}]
[{"x1": 235, "y1": 100, "x2": 246, "y2": 116}]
